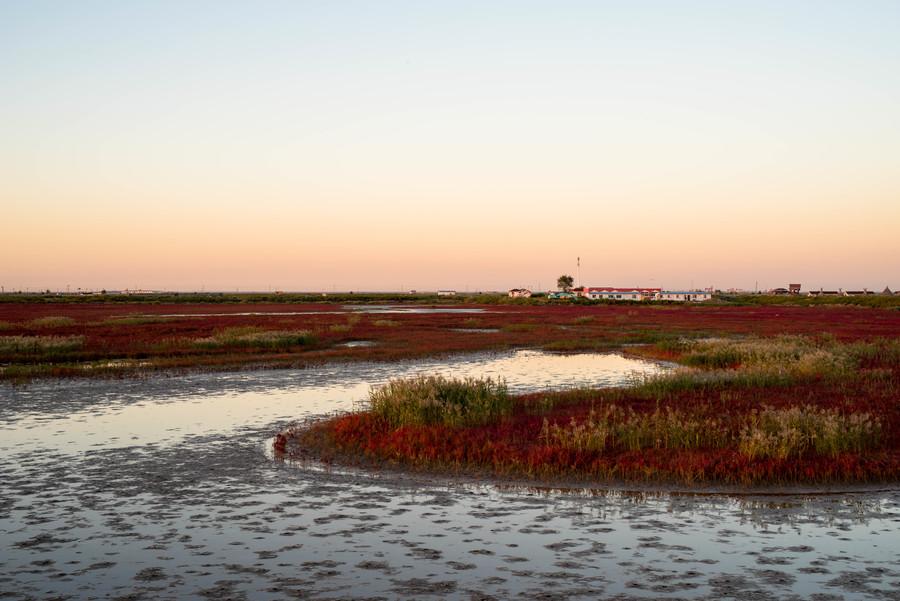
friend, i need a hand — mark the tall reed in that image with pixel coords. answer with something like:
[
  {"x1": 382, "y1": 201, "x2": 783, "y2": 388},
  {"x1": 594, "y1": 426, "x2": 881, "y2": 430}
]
[
  {"x1": 369, "y1": 375, "x2": 511, "y2": 428},
  {"x1": 540, "y1": 405, "x2": 729, "y2": 452},
  {"x1": 739, "y1": 406, "x2": 881, "y2": 459}
]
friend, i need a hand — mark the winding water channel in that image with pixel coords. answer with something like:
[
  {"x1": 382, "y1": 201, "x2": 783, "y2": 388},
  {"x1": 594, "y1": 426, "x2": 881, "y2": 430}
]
[{"x1": 1, "y1": 350, "x2": 898, "y2": 600}]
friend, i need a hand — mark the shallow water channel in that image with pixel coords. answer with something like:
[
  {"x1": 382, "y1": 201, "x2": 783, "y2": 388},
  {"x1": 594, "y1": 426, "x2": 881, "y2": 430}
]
[{"x1": 0, "y1": 350, "x2": 897, "y2": 600}]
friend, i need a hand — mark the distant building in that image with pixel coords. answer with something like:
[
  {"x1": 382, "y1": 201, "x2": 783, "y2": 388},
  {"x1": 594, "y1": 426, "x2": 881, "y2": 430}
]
[
  {"x1": 808, "y1": 288, "x2": 875, "y2": 297},
  {"x1": 508, "y1": 288, "x2": 532, "y2": 298},
  {"x1": 657, "y1": 291, "x2": 712, "y2": 302},
  {"x1": 771, "y1": 288, "x2": 790, "y2": 295},
  {"x1": 436, "y1": 290, "x2": 457, "y2": 297},
  {"x1": 547, "y1": 291, "x2": 577, "y2": 300},
  {"x1": 883, "y1": 286, "x2": 894, "y2": 295},
  {"x1": 583, "y1": 287, "x2": 661, "y2": 301},
  {"x1": 789, "y1": 283, "x2": 802, "y2": 295}
]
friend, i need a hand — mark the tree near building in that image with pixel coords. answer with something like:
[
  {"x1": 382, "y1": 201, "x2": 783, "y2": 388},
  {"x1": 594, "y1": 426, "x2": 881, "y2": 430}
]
[{"x1": 557, "y1": 275, "x2": 574, "y2": 291}]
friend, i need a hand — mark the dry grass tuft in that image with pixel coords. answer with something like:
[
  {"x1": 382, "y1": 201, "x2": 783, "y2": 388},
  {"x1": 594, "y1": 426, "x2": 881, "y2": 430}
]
[
  {"x1": 373, "y1": 319, "x2": 400, "y2": 327},
  {"x1": 193, "y1": 326, "x2": 316, "y2": 349},
  {"x1": 0, "y1": 335, "x2": 85, "y2": 354},
  {"x1": 739, "y1": 406, "x2": 881, "y2": 459},
  {"x1": 541, "y1": 405, "x2": 729, "y2": 452},
  {"x1": 30, "y1": 316, "x2": 75, "y2": 328}
]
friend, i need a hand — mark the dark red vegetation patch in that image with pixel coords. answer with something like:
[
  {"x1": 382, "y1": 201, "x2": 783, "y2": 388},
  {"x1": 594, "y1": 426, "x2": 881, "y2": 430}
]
[
  {"x1": 2, "y1": 302, "x2": 899, "y2": 379},
  {"x1": 291, "y1": 369, "x2": 900, "y2": 486}
]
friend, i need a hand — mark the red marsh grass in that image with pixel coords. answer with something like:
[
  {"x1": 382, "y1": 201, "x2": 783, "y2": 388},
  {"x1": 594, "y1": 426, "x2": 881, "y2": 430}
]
[
  {"x1": 1, "y1": 301, "x2": 899, "y2": 381},
  {"x1": 281, "y1": 336, "x2": 900, "y2": 485}
]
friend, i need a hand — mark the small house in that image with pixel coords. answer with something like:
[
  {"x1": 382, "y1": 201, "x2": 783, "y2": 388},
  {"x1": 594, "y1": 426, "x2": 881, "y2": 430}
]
[
  {"x1": 508, "y1": 288, "x2": 532, "y2": 298},
  {"x1": 437, "y1": 290, "x2": 457, "y2": 297}
]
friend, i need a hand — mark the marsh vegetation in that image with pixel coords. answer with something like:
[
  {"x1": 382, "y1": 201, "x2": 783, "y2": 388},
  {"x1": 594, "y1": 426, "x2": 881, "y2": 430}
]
[{"x1": 288, "y1": 336, "x2": 900, "y2": 485}]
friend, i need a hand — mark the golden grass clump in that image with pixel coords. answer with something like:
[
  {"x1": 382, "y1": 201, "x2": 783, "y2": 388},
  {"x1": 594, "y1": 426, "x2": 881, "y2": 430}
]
[
  {"x1": 30, "y1": 316, "x2": 76, "y2": 328},
  {"x1": 0, "y1": 335, "x2": 85, "y2": 354},
  {"x1": 373, "y1": 319, "x2": 400, "y2": 327},
  {"x1": 193, "y1": 326, "x2": 316, "y2": 349},
  {"x1": 369, "y1": 375, "x2": 512, "y2": 427},
  {"x1": 739, "y1": 405, "x2": 881, "y2": 459},
  {"x1": 329, "y1": 313, "x2": 363, "y2": 333},
  {"x1": 680, "y1": 336, "x2": 848, "y2": 370},
  {"x1": 541, "y1": 405, "x2": 728, "y2": 453},
  {"x1": 102, "y1": 315, "x2": 173, "y2": 326}
]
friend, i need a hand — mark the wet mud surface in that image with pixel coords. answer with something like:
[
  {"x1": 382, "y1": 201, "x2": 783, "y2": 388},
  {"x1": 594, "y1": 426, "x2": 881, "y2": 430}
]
[{"x1": 1, "y1": 351, "x2": 898, "y2": 600}]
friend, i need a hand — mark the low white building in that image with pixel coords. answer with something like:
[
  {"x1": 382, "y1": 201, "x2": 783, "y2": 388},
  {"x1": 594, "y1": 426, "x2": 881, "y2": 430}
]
[
  {"x1": 437, "y1": 290, "x2": 457, "y2": 297},
  {"x1": 508, "y1": 288, "x2": 532, "y2": 298},
  {"x1": 657, "y1": 291, "x2": 712, "y2": 302},
  {"x1": 583, "y1": 287, "x2": 660, "y2": 301}
]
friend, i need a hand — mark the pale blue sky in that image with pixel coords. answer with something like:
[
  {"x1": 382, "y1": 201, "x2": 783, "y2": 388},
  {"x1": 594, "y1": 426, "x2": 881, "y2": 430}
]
[{"x1": 2, "y1": 1, "x2": 899, "y2": 291}]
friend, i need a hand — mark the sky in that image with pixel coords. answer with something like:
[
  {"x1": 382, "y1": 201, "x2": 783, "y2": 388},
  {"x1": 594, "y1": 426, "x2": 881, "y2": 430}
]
[{"x1": 2, "y1": 0, "x2": 898, "y2": 292}]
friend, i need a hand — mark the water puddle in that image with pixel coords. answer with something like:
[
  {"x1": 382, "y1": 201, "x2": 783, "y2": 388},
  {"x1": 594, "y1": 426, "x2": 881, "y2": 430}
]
[
  {"x1": 151, "y1": 305, "x2": 489, "y2": 318},
  {"x1": 335, "y1": 340, "x2": 377, "y2": 348},
  {"x1": 0, "y1": 350, "x2": 897, "y2": 600}
]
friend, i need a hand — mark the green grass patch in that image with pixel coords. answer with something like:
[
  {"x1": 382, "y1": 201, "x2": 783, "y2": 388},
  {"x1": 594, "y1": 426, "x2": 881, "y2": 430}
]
[
  {"x1": 720, "y1": 293, "x2": 900, "y2": 309},
  {"x1": 369, "y1": 375, "x2": 512, "y2": 427}
]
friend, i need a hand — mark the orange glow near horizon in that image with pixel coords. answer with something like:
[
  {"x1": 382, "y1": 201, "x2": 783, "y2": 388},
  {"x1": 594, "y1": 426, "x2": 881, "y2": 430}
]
[{"x1": 2, "y1": 2, "x2": 899, "y2": 292}]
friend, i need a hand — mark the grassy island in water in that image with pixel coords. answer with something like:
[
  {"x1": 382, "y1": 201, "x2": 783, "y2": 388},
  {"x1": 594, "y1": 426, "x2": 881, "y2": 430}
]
[{"x1": 278, "y1": 336, "x2": 899, "y2": 486}]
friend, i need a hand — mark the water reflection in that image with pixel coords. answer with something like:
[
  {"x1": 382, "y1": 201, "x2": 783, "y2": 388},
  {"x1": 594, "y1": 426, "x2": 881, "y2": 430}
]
[
  {"x1": 152, "y1": 305, "x2": 490, "y2": 318},
  {"x1": 0, "y1": 350, "x2": 665, "y2": 453}
]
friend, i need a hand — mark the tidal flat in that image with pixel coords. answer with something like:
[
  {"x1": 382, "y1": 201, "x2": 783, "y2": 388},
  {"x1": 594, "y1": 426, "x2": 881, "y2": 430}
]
[{"x1": 2, "y1": 350, "x2": 898, "y2": 599}]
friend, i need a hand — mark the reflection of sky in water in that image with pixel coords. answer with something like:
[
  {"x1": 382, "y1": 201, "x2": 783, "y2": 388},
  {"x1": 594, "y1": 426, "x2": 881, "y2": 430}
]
[
  {"x1": 151, "y1": 305, "x2": 490, "y2": 318},
  {"x1": 0, "y1": 350, "x2": 666, "y2": 453}
]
